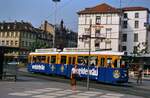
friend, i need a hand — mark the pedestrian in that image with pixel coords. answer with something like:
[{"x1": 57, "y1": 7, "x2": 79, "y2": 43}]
[
  {"x1": 70, "y1": 64, "x2": 79, "y2": 91},
  {"x1": 137, "y1": 66, "x2": 143, "y2": 84}
]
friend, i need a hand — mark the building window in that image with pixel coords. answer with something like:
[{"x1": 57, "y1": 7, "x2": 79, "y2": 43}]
[
  {"x1": 106, "y1": 28, "x2": 112, "y2": 38},
  {"x1": 133, "y1": 46, "x2": 138, "y2": 52},
  {"x1": 122, "y1": 34, "x2": 127, "y2": 42},
  {"x1": 95, "y1": 42, "x2": 99, "y2": 47},
  {"x1": 85, "y1": 28, "x2": 89, "y2": 35},
  {"x1": 2, "y1": 40, "x2": 4, "y2": 45},
  {"x1": 134, "y1": 33, "x2": 138, "y2": 42},
  {"x1": 15, "y1": 41, "x2": 18, "y2": 46},
  {"x1": 2, "y1": 32, "x2": 4, "y2": 37},
  {"x1": 122, "y1": 46, "x2": 127, "y2": 51},
  {"x1": 95, "y1": 29, "x2": 101, "y2": 36},
  {"x1": 1, "y1": 26, "x2": 3, "y2": 30},
  {"x1": 135, "y1": 21, "x2": 139, "y2": 28},
  {"x1": 5, "y1": 32, "x2": 9, "y2": 37},
  {"x1": 123, "y1": 21, "x2": 128, "y2": 28},
  {"x1": 11, "y1": 40, "x2": 13, "y2": 45},
  {"x1": 7, "y1": 25, "x2": 10, "y2": 29},
  {"x1": 124, "y1": 13, "x2": 128, "y2": 18},
  {"x1": 22, "y1": 41, "x2": 24, "y2": 47},
  {"x1": 135, "y1": 13, "x2": 139, "y2": 18},
  {"x1": 6, "y1": 40, "x2": 9, "y2": 45},
  {"x1": 26, "y1": 42, "x2": 28, "y2": 46},
  {"x1": 96, "y1": 16, "x2": 101, "y2": 24}
]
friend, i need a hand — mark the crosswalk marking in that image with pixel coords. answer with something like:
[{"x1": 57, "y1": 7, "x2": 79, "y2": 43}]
[
  {"x1": 8, "y1": 87, "x2": 128, "y2": 98},
  {"x1": 9, "y1": 93, "x2": 31, "y2": 96}
]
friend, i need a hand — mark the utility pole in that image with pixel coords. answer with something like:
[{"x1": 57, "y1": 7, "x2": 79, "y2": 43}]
[
  {"x1": 79, "y1": 19, "x2": 105, "y2": 90},
  {"x1": 52, "y1": 0, "x2": 60, "y2": 48},
  {"x1": 87, "y1": 19, "x2": 92, "y2": 90}
]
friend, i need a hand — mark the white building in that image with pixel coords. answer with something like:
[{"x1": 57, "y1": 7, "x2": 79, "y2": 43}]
[
  {"x1": 121, "y1": 7, "x2": 149, "y2": 55},
  {"x1": 77, "y1": 3, "x2": 150, "y2": 55}
]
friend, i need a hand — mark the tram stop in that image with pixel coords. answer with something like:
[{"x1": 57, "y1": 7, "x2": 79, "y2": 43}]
[{"x1": 0, "y1": 47, "x2": 18, "y2": 81}]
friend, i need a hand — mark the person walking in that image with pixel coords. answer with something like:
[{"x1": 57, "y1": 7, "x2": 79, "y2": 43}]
[
  {"x1": 70, "y1": 64, "x2": 79, "y2": 91},
  {"x1": 137, "y1": 66, "x2": 143, "y2": 84}
]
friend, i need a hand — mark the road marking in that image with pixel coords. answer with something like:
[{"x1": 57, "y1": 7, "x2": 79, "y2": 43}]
[
  {"x1": 9, "y1": 93, "x2": 31, "y2": 96},
  {"x1": 8, "y1": 87, "x2": 128, "y2": 98}
]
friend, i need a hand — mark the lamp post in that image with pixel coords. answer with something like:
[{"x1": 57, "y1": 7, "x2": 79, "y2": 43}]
[
  {"x1": 87, "y1": 19, "x2": 92, "y2": 90},
  {"x1": 52, "y1": 0, "x2": 60, "y2": 48}
]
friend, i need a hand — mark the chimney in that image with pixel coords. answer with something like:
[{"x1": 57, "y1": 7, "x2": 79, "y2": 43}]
[
  {"x1": 60, "y1": 19, "x2": 64, "y2": 29},
  {"x1": 44, "y1": 20, "x2": 48, "y2": 31}
]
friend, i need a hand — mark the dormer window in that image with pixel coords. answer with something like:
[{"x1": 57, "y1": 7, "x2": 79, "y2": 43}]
[
  {"x1": 7, "y1": 25, "x2": 10, "y2": 29},
  {"x1": 13, "y1": 25, "x2": 16, "y2": 29},
  {"x1": 1, "y1": 26, "x2": 3, "y2": 30}
]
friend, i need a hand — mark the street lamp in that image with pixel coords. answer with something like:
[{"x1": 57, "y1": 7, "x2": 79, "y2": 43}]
[{"x1": 52, "y1": 0, "x2": 61, "y2": 48}]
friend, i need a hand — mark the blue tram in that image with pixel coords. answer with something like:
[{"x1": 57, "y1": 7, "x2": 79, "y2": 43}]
[{"x1": 28, "y1": 48, "x2": 128, "y2": 84}]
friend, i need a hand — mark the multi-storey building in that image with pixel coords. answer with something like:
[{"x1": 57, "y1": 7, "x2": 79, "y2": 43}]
[
  {"x1": 40, "y1": 20, "x2": 77, "y2": 49},
  {"x1": 77, "y1": 3, "x2": 150, "y2": 55},
  {"x1": 121, "y1": 7, "x2": 149, "y2": 55},
  {"x1": 0, "y1": 21, "x2": 53, "y2": 60}
]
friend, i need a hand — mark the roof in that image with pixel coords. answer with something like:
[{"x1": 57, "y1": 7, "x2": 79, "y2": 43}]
[
  {"x1": 122, "y1": 7, "x2": 149, "y2": 12},
  {"x1": 77, "y1": 3, "x2": 150, "y2": 15},
  {"x1": 77, "y1": 3, "x2": 120, "y2": 14},
  {"x1": 0, "y1": 21, "x2": 35, "y2": 32}
]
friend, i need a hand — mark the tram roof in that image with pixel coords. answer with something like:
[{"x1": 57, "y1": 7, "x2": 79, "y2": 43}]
[
  {"x1": 29, "y1": 52, "x2": 59, "y2": 55},
  {"x1": 29, "y1": 51, "x2": 124, "y2": 56},
  {"x1": 60, "y1": 51, "x2": 124, "y2": 55}
]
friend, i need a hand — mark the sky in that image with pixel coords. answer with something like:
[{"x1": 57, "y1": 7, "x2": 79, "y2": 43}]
[{"x1": 0, "y1": 0, "x2": 150, "y2": 32}]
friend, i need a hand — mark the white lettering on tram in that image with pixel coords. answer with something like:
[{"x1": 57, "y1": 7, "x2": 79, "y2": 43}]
[
  {"x1": 78, "y1": 68, "x2": 98, "y2": 76},
  {"x1": 32, "y1": 65, "x2": 45, "y2": 70}
]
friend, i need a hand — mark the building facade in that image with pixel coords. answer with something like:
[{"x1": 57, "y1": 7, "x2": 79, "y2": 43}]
[
  {"x1": 121, "y1": 7, "x2": 149, "y2": 55},
  {"x1": 40, "y1": 20, "x2": 77, "y2": 49},
  {"x1": 0, "y1": 21, "x2": 53, "y2": 60},
  {"x1": 77, "y1": 3, "x2": 150, "y2": 55}
]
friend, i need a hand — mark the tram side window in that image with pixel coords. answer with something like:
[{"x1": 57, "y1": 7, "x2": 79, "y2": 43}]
[
  {"x1": 68, "y1": 57, "x2": 76, "y2": 65},
  {"x1": 77, "y1": 56, "x2": 88, "y2": 65},
  {"x1": 107, "y1": 58, "x2": 112, "y2": 67},
  {"x1": 114, "y1": 59, "x2": 117, "y2": 68},
  {"x1": 41, "y1": 56, "x2": 46, "y2": 63},
  {"x1": 61, "y1": 56, "x2": 66, "y2": 64},
  {"x1": 47, "y1": 57, "x2": 50, "y2": 63},
  {"x1": 51, "y1": 56, "x2": 56, "y2": 64},
  {"x1": 90, "y1": 56, "x2": 98, "y2": 66},
  {"x1": 100, "y1": 58, "x2": 105, "y2": 67}
]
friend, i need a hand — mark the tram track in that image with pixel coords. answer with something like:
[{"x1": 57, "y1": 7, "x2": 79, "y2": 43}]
[{"x1": 18, "y1": 71, "x2": 150, "y2": 98}]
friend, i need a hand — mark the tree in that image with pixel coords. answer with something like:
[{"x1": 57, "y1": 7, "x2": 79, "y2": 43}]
[{"x1": 28, "y1": 40, "x2": 49, "y2": 52}]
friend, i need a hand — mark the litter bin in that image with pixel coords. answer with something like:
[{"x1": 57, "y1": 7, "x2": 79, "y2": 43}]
[{"x1": 3, "y1": 61, "x2": 18, "y2": 81}]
